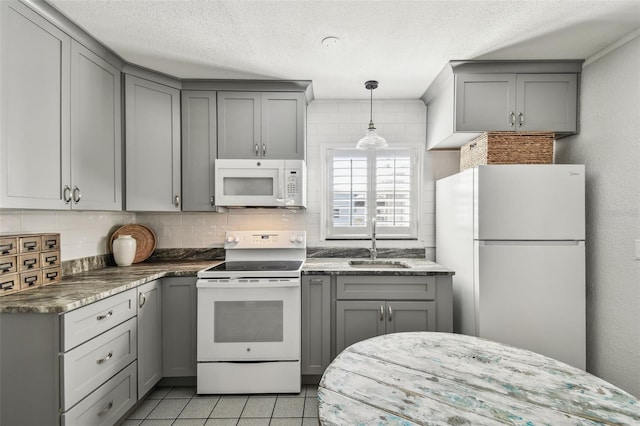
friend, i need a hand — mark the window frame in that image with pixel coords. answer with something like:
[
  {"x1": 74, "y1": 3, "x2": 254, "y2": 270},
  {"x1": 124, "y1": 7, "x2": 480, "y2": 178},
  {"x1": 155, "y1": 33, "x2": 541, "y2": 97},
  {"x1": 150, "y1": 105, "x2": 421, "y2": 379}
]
[{"x1": 323, "y1": 146, "x2": 420, "y2": 240}]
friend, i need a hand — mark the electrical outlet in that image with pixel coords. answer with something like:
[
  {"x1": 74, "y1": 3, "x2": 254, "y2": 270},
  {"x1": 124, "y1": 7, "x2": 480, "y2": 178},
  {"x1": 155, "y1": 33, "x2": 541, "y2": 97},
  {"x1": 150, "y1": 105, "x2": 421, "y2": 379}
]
[{"x1": 635, "y1": 240, "x2": 640, "y2": 260}]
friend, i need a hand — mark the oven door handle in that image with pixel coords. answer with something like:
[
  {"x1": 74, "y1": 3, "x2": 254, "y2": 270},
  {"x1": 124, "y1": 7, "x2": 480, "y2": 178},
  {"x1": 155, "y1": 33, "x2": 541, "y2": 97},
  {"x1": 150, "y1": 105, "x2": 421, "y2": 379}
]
[{"x1": 196, "y1": 279, "x2": 300, "y2": 289}]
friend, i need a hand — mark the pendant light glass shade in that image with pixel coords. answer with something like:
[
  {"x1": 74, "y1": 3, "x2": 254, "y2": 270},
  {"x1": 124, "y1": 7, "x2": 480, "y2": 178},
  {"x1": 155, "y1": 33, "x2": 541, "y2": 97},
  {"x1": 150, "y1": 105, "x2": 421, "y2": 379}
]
[{"x1": 356, "y1": 80, "x2": 388, "y2": 149}]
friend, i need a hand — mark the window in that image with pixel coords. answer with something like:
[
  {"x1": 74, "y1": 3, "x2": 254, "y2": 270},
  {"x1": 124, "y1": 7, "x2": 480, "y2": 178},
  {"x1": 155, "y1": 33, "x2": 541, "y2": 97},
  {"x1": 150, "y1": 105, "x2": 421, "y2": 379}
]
[{"x1": 325, "y1": 147, "x2": 419, "y2": 239}]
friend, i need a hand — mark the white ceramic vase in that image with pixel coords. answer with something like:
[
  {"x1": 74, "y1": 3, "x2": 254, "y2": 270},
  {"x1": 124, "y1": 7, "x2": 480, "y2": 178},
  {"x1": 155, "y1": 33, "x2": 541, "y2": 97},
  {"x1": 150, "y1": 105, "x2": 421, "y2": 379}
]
[{"x1": 113, "y1": 235, "x2": 136, "y2": 266}]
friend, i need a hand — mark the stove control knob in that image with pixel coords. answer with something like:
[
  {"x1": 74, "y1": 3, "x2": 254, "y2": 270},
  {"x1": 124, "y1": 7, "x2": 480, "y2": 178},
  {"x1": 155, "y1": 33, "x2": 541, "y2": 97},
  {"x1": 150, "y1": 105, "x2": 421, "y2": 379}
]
[
  {"x1": 291, "y1": 234, "x2": 304, "y2": 243},
  {"x1": 226, "y1": 235, "x2": 238, "y2": 243}
]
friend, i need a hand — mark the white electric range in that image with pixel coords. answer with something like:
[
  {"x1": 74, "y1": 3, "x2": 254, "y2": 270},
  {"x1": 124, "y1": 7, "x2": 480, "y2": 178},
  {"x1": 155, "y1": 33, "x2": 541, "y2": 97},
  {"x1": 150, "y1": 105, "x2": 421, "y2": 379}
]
[{"x1": 196, "y1": 230, "x2": 305, "y2": 394}]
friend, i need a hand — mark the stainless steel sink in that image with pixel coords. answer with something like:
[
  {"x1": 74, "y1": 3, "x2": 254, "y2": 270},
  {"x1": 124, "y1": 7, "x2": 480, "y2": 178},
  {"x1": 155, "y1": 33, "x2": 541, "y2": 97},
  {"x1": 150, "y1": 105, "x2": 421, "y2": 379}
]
[{"x1": 348, "y1": 260, "x2": 410, "y2": 269}]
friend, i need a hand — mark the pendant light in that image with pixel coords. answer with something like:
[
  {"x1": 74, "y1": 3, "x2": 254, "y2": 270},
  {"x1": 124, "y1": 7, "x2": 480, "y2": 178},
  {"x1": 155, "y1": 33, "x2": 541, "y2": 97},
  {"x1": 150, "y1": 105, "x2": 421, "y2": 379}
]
[{"x1": 356, "y1": 80, "x2": 388, "y2": 149}]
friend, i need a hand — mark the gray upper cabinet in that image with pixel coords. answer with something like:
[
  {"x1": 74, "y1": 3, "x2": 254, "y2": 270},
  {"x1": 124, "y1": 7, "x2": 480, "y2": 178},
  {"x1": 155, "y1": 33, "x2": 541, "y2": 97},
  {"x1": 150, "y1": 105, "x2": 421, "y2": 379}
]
[
  {"x1": 218, "y1": 91, "x2": 305, "y2": 159},
  {"x1": 423, "y1": 60, "x2": 582, "y2": 150},
  {"x1": 125, "y1": 74, "x2": 181, "y2": 211},
  {"x1": 0, "y1": 1, "x2": 71, "y2": 209},
  {"x1": 70, "y1": 41, "x2": 122, "y2": 210},
  {"x1": 181, "y1": 91, "x2": 217, "y2": 211},
  {"x1": 0, "y1": 2, "x2": 122, "y2": 210}
]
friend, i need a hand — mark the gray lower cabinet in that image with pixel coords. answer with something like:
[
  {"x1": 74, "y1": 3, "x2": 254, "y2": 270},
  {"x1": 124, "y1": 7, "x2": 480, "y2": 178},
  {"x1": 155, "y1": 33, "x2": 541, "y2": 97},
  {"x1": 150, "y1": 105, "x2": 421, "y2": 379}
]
[
  {"x1": 0, "y1": 1, "x2": 122, "y2": 210},
  {"x1": 162, "y1": 277, "x2": 198, "y2": 377},
  {"x1": 181, "y1": 91, "x2": 218, "y2": 211},
  {"x1": 125, "y1": 74, "x2": 181, "y2": 211},
  {"x1": 217, "y1": 91, "x2": 306, "y2": 159},
  {"x1": 335, "y1": 275, "x2": 452, "y2": 355},
  {"x1": 137, "y1": 280, "x2": 163, "y2": 397},
  {"x1": 0, "y1": 288, "x2": 138, "y2": 425},
  {"x1": 301, "y1": 275, "x2": 331, "y2": 375}
]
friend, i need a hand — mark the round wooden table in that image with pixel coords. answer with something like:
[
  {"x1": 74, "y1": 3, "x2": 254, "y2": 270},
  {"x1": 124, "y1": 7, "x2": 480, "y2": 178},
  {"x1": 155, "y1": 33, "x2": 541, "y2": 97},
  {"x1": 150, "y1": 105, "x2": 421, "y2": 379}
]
[{"x1": 318, "y1": 332, "x2": 640, "y2": 425}]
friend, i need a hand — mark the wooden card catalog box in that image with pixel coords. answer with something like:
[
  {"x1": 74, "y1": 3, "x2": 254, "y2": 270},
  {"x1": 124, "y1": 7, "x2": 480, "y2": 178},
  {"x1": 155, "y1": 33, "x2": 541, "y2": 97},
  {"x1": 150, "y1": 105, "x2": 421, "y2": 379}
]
[{"x1": 0, "y1": 233, "x2": 61, "y2": 296}]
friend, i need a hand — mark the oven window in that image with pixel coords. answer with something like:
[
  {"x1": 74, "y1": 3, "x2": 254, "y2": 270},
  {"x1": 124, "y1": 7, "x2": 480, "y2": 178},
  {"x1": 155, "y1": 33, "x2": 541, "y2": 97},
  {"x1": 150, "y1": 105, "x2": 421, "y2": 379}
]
[
  {"x1": 214, "y1": 300, "x2": 283, "y2": 342},
  {"x1": 223, "y1": 177, "x2": 274, "y2": 196}
]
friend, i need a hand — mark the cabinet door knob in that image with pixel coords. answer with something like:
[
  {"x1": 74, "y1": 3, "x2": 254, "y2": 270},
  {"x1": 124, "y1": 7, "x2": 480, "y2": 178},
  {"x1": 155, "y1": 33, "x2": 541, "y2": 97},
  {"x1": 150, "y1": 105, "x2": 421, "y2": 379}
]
[
  {"x1": 518, "y1": 112, "x2": 525, "y2": 126},
  {"x1": 174, "y1": 194, "x2": 180, "y2": 207},
  {"x1": 63, "y1": 185, "x2": 72, "y2": 204},
  {"x1": 510, "y1": 112, "x2": 515, "y2": 127},
  {"x1": 72, "y1": 186, "x2": 81, "y2": 203}
]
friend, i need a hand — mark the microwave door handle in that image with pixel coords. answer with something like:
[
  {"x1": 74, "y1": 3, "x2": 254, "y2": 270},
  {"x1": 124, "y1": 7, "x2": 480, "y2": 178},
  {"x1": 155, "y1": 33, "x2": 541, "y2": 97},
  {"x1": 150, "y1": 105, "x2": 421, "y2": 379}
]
[{"x1": 277, "y1": 169, "x2": 285, "y2": 205}]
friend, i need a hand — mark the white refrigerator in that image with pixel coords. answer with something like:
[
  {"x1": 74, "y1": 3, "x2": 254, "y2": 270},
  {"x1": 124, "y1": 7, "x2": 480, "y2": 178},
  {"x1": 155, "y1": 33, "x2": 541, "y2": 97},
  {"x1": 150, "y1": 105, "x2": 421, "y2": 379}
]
[{"x1": 436, "y1": 164, "x2": 586, "y2": 369}]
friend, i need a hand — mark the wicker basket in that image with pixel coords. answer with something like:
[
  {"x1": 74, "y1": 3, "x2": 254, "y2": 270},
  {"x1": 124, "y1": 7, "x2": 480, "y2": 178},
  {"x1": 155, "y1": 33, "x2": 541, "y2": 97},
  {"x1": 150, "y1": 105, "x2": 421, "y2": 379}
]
[{"x1": 460, "y1": 131, "x2": 555, "y2": 171}]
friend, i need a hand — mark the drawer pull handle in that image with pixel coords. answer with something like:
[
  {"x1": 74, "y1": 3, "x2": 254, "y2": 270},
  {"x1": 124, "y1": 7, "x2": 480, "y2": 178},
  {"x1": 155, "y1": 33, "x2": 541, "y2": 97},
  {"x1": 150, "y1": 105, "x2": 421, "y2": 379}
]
[
  {"x1": 0, "y1": 261, "x2": 13, "y2": 272},
  {"x1": 379, "y1": 305, "x2": 384, "y2": 321},
  {"x1": 262, "y1": 143, "x2": 267, "y2": 156},
  {"x1": 63, "y1": 185, "x2": 72, "y2": 203},
  {"x1": 97, "y1": 310, "x2": 113, "y2": 321},
  {"x1": 45, "y1": 271, "x2": 59, "y2": 280},
  {"x1": 23, "y1": 242, "x2": 37, "y2": 251},
  {"x1": 24, "y1": 276, "x2": 38, "y2": 286},
  {"x1": 0, "y1": 243, "x2": 13, "y2": 254},
  {"x1": 97, "y1": 400, "x2": 114, "y2": 417},
  {"x1": 73, "y1": 186, "x2": 81, "y2": 203},
  {"x1": 174, "y1": 194, "x2": 180, "y2": 207},
  {"x1": 1, "y1": 280, "x2": 15, "y2": 290},
  {"x1": 309, "y1": 279, "x2": 324, "y2": 283},
  {"x1": 44, "y1": 239, "x2": 57, "y2": 249},
  {"x1": 96, "y1": 351, "x2": 113, "y2": 364},
  {"x1": 254, "y1": 144, "x2": 259, "y2": 156},
  {"x1": 23, "y1": 258, "x2": 37, "y2": 269},
  {"x1": 45, "y1": 255, "x2": 58, "y2": 264},
  {"x1": 388, "y1": 305, "x2": 393, "y2": 321},
  {"x1": 139, "y1": 292, "x2": 146, "y2": 309}
]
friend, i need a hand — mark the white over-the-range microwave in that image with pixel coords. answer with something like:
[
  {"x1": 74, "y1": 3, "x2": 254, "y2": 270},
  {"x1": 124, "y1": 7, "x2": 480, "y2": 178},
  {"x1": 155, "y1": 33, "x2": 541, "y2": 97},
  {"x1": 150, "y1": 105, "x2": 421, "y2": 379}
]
[{"x1": 214, "y1": 159, "x2": 307, "y2": 208}]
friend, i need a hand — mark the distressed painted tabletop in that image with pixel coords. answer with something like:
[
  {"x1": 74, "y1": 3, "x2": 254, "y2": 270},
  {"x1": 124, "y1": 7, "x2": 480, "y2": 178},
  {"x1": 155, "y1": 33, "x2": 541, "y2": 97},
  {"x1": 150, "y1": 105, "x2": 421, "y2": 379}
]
[{"x1": 318, "y1": 332, "x2": 640, "y2": 425}]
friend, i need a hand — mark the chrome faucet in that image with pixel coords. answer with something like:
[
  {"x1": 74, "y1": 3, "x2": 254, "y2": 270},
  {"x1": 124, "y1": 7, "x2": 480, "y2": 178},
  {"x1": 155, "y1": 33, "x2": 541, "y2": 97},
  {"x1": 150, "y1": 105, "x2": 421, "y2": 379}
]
[{"x1": 369, "y1": 218, "x2": 378, "y2": 260}]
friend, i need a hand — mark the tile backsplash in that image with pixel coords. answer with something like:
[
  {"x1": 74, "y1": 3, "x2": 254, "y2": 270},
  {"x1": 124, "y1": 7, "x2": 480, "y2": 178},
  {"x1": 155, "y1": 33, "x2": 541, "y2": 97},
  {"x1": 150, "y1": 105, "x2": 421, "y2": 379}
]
[{"x1": 0, "y1": 99, "x2": 459, "y2": 262}]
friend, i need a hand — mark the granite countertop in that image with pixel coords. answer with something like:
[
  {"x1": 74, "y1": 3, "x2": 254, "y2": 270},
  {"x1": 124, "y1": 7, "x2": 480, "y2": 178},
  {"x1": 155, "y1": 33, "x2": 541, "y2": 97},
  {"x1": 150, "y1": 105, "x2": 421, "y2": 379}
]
[
  {"x1": 302, "y1": 258, "x2": 454, "y2": 275},
  {"x1": 0, "y1": 260, "x2": 220, "y2": 314},
  {"x1": 0, "y1": 257, "x2": 453, "y2": 314}
]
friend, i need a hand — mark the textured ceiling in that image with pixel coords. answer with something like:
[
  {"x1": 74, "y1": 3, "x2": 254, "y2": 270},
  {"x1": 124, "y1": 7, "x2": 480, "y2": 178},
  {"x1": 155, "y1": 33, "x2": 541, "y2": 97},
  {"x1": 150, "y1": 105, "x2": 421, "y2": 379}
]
[{"x1": 47, "y1": 0, "x2": 640, "y2": 99}]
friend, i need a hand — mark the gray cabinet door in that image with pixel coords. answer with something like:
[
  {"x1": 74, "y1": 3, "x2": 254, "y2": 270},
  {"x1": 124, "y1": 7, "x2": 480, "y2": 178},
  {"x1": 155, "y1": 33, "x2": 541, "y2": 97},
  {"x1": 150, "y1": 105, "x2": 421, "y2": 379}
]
[
  {"x1": 125, "y1": 74, "x2": 181, "y2": 211},
  {"x1": 386, "y1": 301, "x2": 437, "y2": 334},
  {"x1": 301, "y1": 275, "x2": 331, "y2": 375},
  {"x1": 70, "y1": 41, "x2": 122, "y2": 211},
  {"x1": 455, "y1": 73, "x2": 516, "y2": 132},
  {"x1": 137, "y1": 280, "x2": 162, "y2": 398},
  {"x1": 162, "y1": 277, "x2": 197, "y2": 377},
  {"x1": 217, "y1": 92, "x2": 261, "y2": 158},
  {"x1": 336, "y1": 301, "x2": 385, "y2": 355},
  {"x1": 516, "y1": 74, "x2": 578, "y2": 132},
  {"x1": 182, "y1": 91, "x2": 217, "y2": 211},
  {"x1": 262, "y1": 92, "x2": 305, "y2": 159},
  {"x1": 0, "y1": 1, "x2": 70, "y2": 209}
]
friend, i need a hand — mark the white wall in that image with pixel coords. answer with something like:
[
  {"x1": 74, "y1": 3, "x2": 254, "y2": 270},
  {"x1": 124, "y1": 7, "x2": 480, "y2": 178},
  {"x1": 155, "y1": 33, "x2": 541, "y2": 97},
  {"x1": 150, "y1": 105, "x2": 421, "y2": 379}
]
[
  {"x1": 0, "y1": 100, "x2": 459, "y2": 260},
  {"x1": 0, "y1": 210, "x2": 135, "y2": 261},
  {"x1": 555, "y1": 32, "x2": 640, "y2": 397}
]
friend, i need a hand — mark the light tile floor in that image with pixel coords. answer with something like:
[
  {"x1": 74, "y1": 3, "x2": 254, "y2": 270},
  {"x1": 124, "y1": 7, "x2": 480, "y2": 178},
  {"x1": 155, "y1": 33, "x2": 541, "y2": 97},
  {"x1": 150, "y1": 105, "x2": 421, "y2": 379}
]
[{"x1": 122, "y1": 385, "x2": 320, "y2": 426}]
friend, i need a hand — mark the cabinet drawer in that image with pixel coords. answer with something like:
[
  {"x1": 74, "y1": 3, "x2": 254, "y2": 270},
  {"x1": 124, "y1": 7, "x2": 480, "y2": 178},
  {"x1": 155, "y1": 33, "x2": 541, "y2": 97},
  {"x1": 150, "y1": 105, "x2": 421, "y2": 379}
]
[
  {"x1": 0, "y1": 255, "x2": 17, "y2": 274},
  {"x1": 0, "y1": 273, "x2": 19, "y2": 294},
  {"x1": 42, "y1": 266, "x2": 62, "y2": 284},
  {"x1": 62, "y1": 361, "x2": 137, "y2": 426},
  {"x1": 337, "y1": 276, "x2": 436, "y2": 300},
  {"x1": 18, "y1": 236, "x2": 41, "y2": 253},
  {"x1": 41, "y1": 234, "x2": 60, "y2": 250},
  {"x1": 0, "y1": 237, "x2": 18, "y2": 255},
  {"x1": 61, "y1": 317, "x2": 137, "y2": 410},
  {"x1": 19, "y1": 270, "x2": 42, "y2": 290},
  {"x1": 18, "y1": 253, "x2": 40, "y2": 272},
  {"x1": 61, "y1": 289, "x2": 137, "y2": 351},
  {"x1": 41, "y1": 250, "x2": 61, "y2": 267}
]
